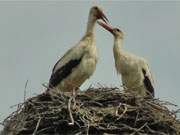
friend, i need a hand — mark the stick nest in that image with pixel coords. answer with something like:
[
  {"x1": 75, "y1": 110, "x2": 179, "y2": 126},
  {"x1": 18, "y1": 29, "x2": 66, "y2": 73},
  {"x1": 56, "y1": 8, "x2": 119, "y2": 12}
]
[{"x1": 2, "y1": 87, "x2": 180, "y2": 135}]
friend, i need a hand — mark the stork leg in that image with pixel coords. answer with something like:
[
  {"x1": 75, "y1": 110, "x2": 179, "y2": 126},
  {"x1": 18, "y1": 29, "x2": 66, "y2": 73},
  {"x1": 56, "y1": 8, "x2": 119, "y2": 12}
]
[
  {"x1": 72, "y1": 88, "x2": 77, "y2": 109},
  {"x1": 67, "y1": 86, "x2": 79, "y2": 125},
  {"x1": 68, "y1": 96, "x2": 74, "y2": 125},
  {"x1": 66, "y1": 80, "x2": 79, "y2": 109}
]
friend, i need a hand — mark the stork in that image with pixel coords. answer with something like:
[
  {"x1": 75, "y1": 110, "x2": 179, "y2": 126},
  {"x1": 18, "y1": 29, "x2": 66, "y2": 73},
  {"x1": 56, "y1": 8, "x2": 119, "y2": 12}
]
[
  {"x1": 48, "y1": 6, "x2": 108, "y2": 93},
  {"x1": 98, "y1": 21, "x2": 155, "y2": 97}
]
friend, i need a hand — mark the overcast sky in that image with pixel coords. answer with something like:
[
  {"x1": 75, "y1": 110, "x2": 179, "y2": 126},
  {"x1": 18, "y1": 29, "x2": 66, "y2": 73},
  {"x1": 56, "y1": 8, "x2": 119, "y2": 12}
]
[{"x1": 0, "y1": 1, "x2": 180, "y2": 129}]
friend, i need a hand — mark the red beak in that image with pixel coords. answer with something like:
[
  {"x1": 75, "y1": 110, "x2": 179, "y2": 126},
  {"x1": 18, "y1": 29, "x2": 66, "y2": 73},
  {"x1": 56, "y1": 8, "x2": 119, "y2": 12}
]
[
  {"x1": 100, "y1": 11, "x2": 109, "y2": 24},
  {"x1": 97, "y1": 20, "x2": 113, "y2": 34},
  {"x1": 97, "y1": 10, "x2": 109, "y2": 24}
]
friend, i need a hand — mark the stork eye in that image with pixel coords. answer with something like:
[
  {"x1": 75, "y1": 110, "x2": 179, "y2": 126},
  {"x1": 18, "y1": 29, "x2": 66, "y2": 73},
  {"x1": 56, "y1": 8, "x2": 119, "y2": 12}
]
[
  {"x1": 116, "y1": 29, "x2": 120, "y2": 32},
  {"x1": 94, "y1": 6, "x2": 98, "y2": 10}
]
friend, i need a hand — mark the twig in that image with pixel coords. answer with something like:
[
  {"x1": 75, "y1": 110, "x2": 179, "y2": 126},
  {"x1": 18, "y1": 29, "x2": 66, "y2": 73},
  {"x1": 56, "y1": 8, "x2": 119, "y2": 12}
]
[
  {"x1": 42, "y1": 83, "x2": 51, "y2": 91},
  {"x1": 115, "y1": 103, "x2": 122, "y2": 116},
  {"x1": 24, "y1": 80, "x2": 29, "y2": 102},
  {"x1": 36, "y1": 126, "x2": 54, "y2": 134},
  {"x1": 117, "y1": 104, "x2": 128, "y2": 120},
  {"x1": 86, "y1": 121, "x2": 90, "y2": 135},
  {"x1": 172, "y1": 108, "x2": 180, "y2": 114},
  {"x1": 134, "y1": 111, "x2": 140, "y2": 127},
  {"x1": 145, "y1": 124, "x2": 156, "y2": 133},
  {"x1": 130, "y1": 122, "x2": 147, "y2": 135},
  {"x1": 32, "y1": 117, "x2": 41, "y2": 135},
  {"x1": 10, "y1": 102, "x2": 23, "y2": 109}
]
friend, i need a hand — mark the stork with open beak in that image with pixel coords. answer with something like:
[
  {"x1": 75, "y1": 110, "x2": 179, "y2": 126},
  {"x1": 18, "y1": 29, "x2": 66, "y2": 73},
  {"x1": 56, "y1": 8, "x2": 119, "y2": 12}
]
[
  {"x1": 48, "y1": 6, "x2": 108, "y2": 93},
  {"x1": 98, "y1": 21, "x2": 155, "y2": 97}
]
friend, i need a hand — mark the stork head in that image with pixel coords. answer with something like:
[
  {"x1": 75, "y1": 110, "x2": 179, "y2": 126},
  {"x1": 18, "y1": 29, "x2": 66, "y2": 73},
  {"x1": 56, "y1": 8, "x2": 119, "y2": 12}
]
[
  {"x1": 89, "y1": 6, "x2": 109, "y2": 24},
  {"x1": 97, "y1": 21, "x2": 124, "y2": 39}
]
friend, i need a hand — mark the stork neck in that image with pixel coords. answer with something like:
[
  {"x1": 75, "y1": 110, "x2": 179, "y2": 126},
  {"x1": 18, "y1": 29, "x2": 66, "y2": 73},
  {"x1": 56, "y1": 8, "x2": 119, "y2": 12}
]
[
  {"x1": 113, "y1": 38, "x2": 123, "y2": 58},
  {"x1": 85, "y1": 15, "x2": 96, "y2": 35}
]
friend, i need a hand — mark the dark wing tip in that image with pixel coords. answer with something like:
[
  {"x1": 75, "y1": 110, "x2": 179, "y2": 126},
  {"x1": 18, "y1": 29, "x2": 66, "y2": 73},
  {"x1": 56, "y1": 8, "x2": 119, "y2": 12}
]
[{"x1": 142, "y1": 69, "x2": 155, "y2": 97}]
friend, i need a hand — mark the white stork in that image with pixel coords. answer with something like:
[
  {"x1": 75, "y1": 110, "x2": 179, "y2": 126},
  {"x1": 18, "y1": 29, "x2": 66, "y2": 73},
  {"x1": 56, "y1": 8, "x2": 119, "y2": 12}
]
[
  {"x1": 98, "y1": 21, "x2": 155, "y2": 97},
  {"x1": 48, "y1": 6, "x2": 108, "y2": 93}
]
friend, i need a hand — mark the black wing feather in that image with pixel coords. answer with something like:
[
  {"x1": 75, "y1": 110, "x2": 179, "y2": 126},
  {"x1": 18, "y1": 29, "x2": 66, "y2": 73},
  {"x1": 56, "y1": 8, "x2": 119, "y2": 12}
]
[
  {"x1": 52, "y1": 49, "x2": 73, "y2": 73},
  {"x1": 49, "y1": 56, "x2": 83, "y2": 88},
  {"x1": 142, "y1": 69, "x2": 155, "y2": 97}
]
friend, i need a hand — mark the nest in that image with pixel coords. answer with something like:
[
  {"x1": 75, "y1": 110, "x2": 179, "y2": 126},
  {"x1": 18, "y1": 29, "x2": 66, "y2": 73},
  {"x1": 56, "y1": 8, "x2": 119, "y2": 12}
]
[{"x1": 2, "y1": 87, "x2": 180, "y2": 135}]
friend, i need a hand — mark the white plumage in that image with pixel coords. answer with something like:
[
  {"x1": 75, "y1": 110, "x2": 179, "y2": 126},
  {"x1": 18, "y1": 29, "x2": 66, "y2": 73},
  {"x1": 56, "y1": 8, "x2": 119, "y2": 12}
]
[
  {"x1": 98, "y1": 21, "x2": 155, "y2": 97},
  {"x1": 48, "y1": 6, "x2": 108, "y2": 92}
]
